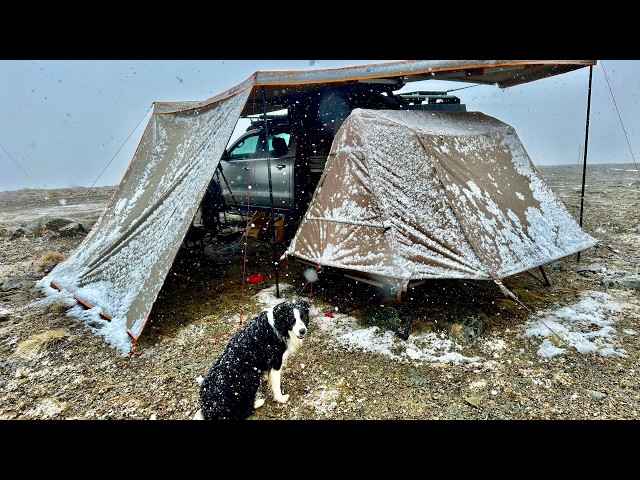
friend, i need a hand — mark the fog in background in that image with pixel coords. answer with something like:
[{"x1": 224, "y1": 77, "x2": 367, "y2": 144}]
[{"x1": 1, "y1": 60, "x2": 638, "y2": 192}]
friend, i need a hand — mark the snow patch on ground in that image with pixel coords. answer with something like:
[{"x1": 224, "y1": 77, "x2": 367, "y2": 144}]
[
  {"x1": 522, "y1": 290, "x2": 628, "y2": 358},
  {"x1": 254, "y1": 285, "x2": 632, "y2": 365}
]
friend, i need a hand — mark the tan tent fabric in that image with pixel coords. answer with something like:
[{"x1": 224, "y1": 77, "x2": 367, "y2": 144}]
[
  {"x1": 43, "y1": 89, "x2": 251, "y2": 351},
  {"x1": 285, "y1": 109, "x2": 598, "y2": 289}
]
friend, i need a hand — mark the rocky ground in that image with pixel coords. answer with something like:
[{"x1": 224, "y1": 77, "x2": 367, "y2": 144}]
[{"x1": 1, "y1": 164, "x2": 639, "y2": 422}]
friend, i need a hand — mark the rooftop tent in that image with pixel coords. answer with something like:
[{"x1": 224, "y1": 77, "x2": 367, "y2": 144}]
[
  {"x1": 283, "y1": 109, "x2": 598, "y2": 296},
  {"x1": 38, "y1": 60, "x2": 596, "y2": 354}
]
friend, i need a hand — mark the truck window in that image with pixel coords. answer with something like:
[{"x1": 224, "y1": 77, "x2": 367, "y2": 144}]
[
  {"x1": 229, "y1": 134, "x2": 260, "y2": 160},
  {"x1": 268, "y1": 133, "x2": 290, "y2": 157}
]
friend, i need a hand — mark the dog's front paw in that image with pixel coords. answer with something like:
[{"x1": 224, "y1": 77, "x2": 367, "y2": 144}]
[
  {"x1": 274, "y1": 393, "x2": 290, "y2": 403},
  {"x1": 254, "y1": 398, "x2": 265, "y2": 409}
]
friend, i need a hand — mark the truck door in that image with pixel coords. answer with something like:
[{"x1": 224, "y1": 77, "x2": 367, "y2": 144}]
[
  {"x1": 261, "y1": 132, "x2": 294, "y2": 211},
  {"x1": 219, "y1": 131, "x2": 293, "y2": 213}
]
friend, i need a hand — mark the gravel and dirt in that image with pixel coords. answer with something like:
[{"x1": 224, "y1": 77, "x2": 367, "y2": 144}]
[{"x1": 1, "y1": 164, "x2": 639, "y2": 421}]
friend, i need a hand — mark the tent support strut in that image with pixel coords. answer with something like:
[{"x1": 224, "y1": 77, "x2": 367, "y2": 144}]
[
  {"x1": 525, "y1": 266, "x2": 551, "y2": 286},
  {"x1": 384, "y1": 311, "x2": 416, "y2": 341}
]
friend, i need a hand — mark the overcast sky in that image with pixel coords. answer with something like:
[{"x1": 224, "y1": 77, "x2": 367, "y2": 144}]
[{"x1": 1, "y1": 60, "x2": 638, "y2": 192}]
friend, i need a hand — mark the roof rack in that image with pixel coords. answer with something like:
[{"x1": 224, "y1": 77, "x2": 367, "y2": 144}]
[
  {"x1": 396, "y1": 91, "x2": 461, "y2": 104},
  {"x1": 245, "y1": 113, "x2": 289, "y2": 131}
]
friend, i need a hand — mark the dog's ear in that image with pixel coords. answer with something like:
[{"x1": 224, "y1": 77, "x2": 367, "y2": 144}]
[
  {"x1": 272, "y1": 301, "x2": 290, "y2": 318},
  {"x1": 294, "y1": 299, "x2": 310, "y2": 325}
]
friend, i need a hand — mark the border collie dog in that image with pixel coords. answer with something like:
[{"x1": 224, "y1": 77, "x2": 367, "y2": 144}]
[{"x1": 195, "y1": 299, "x2": 310, "y2": 420}]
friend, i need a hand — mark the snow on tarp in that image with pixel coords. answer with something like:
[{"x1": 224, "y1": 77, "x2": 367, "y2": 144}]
[
  {"x1": 38, "y1": 89, "x2": 251, "y2": 352},
  {"x1": 285, "y1": 109, "x2": 598, "y2": 289}
]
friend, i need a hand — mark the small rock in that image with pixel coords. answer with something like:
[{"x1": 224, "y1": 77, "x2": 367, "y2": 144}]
[
  {"x1": 465, "y1": 395, "x2": 482, "y2": 408},
  {"x1": 0, "y1": 227, "x2": 27, "y2": 238},
  {"x1": 602, "y1": 273, "x2": 640, "y2": 291},
  {"x1": 59, "y1": 223, "x2": 87, "y2": 237},
  {"x1": 574, "y1": 264, "x2": 606, "y2": 274},
  {"x1": 45, "y1": 217, "x2": 77, "y2": 231},
  {"x1": 1, "y1": 276, "x2": 38, "y2": 292},
  {"x1": 3, "y1": 293, "x2": 30, "y2": 303},
  {"x1": 2, "y1": 358, "x2": 22, "y2": 370},
  {"x1": 584, "y1": 389, "x2": 607, "y2": 401},
  {"x1": 449, "y1": 317, "x2": 484, "y2": 341}
]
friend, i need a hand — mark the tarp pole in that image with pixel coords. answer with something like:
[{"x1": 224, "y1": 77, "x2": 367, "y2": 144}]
[
  {"x1": 577, "y1": 65, "x2": 594, "y2": 263},
  {"x1": 262, "y1": 86, "x2": 280, "y2": 297}
]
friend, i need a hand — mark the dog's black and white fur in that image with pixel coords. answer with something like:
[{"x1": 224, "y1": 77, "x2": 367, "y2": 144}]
[{"x1": 195, "y1": 299, "x2": 310, "y2": 420}]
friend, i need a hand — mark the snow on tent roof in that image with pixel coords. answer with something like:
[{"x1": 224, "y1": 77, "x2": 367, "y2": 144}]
[{"x1": 284, "y1": 109, "x2": 598, "y2": 293}]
